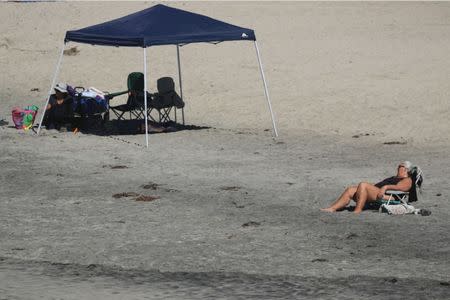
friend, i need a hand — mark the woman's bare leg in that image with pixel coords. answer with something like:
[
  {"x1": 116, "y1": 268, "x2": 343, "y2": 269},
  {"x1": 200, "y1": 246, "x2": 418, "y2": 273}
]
[
  {"x1": 353, "y1": 182, "x2": 382, "y2": 213},
  {"x1": 321, "y1": 186, "x2": 357, "y2": 212}
]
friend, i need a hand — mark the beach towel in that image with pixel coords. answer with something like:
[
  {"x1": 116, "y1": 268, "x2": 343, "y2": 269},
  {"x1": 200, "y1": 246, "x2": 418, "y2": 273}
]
[
  {"x1": 380, "y1": 203, "x2": 431, "y2": 215},
  {"x1": 381, "y1": 203, "x2": 418, "y2": 215}
]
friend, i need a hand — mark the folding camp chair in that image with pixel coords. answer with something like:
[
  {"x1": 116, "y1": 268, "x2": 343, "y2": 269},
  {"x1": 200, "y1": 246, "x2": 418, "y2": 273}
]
[
  {"x1": 378, "y1": 167, "x2": 423, "y2": 211},
  {"x1": 148, "y1": 77, "x2": 184, "y2": 123},
  {"x1": 109, "y1": 72, "x2": 147, "y2": 120}
]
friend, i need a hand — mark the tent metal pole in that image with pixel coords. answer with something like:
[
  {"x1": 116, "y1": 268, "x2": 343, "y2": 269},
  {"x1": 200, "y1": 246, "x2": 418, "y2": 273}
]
[
  {"x1": 143, "y1": 47, "x2": 149, "y2": 148},
  {"x1": 37, "y1": 42, "x2": 66, "y2": 135},
  {"x1": 254, "y1": 41, "x2": 278, "y2": 137},
  {"x1": 176, "y1": 45, "x2": 185, "y2": 125}
]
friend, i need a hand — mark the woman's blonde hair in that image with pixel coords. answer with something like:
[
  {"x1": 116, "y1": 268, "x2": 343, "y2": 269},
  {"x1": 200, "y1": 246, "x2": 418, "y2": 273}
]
[{"x1": 401, "y1": 161, "x2": 412, "y2": 171}]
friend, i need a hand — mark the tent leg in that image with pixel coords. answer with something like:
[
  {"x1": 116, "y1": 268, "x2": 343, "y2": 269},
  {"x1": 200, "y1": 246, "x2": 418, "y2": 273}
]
[
  {"x1": 174, "y1": 101, "x2": 177, "y2": 122},
  {"x1": 254, "y1": 41, "x2": 278, "y2": 137},
  {"x1": 176, "y1": 45, "x2": 185, "y2": 125},
  {"x1": 143, "y1": 47, "x2": 149, "y2": 148},
  {"x1": 37, "y1": 42, "x2": 66, "y2": 135}
]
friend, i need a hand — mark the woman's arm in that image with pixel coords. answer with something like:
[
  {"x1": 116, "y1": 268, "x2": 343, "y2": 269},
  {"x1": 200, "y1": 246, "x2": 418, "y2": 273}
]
[
  {"x1": 46, "y1": 95, "x2": 56, "y2": 110},
  {"x1": 377, "y1": 177, "x2": 413, "y2": 198}
]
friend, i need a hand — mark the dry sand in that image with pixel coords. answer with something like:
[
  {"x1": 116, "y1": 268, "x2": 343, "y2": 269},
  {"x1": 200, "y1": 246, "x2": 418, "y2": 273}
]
[{"x1": 0, "y1": 1, "x2": 449, "y2": 299}]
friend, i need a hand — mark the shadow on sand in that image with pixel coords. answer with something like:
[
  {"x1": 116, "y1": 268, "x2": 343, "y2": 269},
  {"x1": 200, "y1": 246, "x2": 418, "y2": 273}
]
[
  {"x1": 95, "y1": 119, "x2": 209, "y2": 136},
  {"x1": 36, "y1": 118, "x2": 210, "y2": 136}
]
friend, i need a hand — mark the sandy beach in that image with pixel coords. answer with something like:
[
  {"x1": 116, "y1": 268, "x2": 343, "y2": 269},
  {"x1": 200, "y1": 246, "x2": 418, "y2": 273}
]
[{"x1": 1, "y1": 1, "x2": 449, "y2": 299}]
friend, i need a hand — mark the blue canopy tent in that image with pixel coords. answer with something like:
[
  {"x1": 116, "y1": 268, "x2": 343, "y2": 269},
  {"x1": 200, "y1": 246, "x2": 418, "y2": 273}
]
[{"x1": 37, "y1": 4, "x2": 278, "y2": 146}]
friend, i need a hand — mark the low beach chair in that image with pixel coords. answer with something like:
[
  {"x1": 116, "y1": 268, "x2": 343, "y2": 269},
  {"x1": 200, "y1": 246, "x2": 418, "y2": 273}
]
[
  {"x1": 148, "y1": 77, "x2": 184, "y2": 123},
  {"x1": 377, "y1": 167, "x2": 423, "y2": 210}
]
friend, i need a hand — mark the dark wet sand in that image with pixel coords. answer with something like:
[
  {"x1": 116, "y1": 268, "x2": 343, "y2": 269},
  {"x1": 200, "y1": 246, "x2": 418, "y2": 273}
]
[{"x1": 1, "y1": 257, "x2": 449, "y2": 299}]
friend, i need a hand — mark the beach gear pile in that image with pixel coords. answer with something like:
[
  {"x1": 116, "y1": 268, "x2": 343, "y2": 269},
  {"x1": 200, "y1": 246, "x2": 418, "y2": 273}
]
[
  {"x1": 67, "y1": 85, "x2": 108, "y2": 116},
  {"x1": 11, "y1": 105, "x2": 39, "y2": 130}
]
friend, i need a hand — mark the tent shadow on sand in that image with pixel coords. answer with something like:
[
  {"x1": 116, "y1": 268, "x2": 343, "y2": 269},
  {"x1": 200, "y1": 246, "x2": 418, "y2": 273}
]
[{"x1": 75, "y1": 118, "x2": 210, "y2": 136}]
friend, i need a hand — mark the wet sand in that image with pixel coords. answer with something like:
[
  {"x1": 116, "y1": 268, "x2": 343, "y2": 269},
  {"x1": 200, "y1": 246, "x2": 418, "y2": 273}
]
[{"x1": 1, "y1": 257, "x2": 449, "y2": 299}]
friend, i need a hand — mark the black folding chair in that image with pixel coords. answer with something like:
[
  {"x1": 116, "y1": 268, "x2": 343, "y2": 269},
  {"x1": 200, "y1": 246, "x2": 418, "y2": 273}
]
[{"x1": 148, "y1": 77, "x2": 184, "y2": 123}]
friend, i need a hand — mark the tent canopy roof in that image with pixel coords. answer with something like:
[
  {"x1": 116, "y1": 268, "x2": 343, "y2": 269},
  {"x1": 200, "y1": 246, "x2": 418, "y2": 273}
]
[{"x1": 65, "y1": 4, "x2": 256, "y2": 47}]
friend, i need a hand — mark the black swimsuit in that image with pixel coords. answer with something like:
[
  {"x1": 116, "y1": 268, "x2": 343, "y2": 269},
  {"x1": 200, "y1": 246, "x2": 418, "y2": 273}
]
[
  {"x1": 374, "y1": 176, "x2": 404, "y2": 188},
  {"x1": 43, "y1": 94, "x2": 74, "y2": 129}
]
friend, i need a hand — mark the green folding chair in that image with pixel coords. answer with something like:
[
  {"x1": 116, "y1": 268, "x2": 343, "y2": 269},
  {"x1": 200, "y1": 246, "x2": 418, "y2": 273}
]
[{"x1": 108, "y1": 72, "x2": 149, "y2": 120}]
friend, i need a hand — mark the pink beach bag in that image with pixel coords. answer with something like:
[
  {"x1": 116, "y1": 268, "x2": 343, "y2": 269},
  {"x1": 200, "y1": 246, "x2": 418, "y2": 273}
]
[{"x1": 11, "y1": 106, "x2": 39, "y2": 129}]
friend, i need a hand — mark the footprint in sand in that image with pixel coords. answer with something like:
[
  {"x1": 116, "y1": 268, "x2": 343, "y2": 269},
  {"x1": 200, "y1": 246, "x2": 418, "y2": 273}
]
[
  {"x1": 112, "y1": 192, "x2": 159, "y2": 202},
  {"x1": 220, "y1": 186, "x2": 241, "y2": 191},
  {"x1": 135, "y1": 195, "x2": 160, "y2": 202},
  {"x1": 241, "y1": 221, "x2": 261, "y2": 228},
  {"x1": 112, "y1": 192, "x2": 140, "y2": 199},
  {"x1": 383, "y1": 141, "x2": 407, "y2": 145},
  {"x1": 141, "y1": 182, "x2": 160, "y2": 190},
  {"x1": 103, "y1": 165, "x2": 128, "y2": 169},
  {"x1": 63, "y1": 46, "x2": 80, "y2": 56},
  {"x1": 141, "y1": 182, "x2": 178, "y2": 193}
]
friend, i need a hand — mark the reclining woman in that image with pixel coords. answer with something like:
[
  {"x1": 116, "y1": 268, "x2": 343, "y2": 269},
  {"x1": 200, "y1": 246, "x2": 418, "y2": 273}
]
[
  {"x1": 43, "y1": 82, "x2": 74, "y2": 131},
  {"x1": 321, "y1": 161, "x2": 413, "y2": 214}
]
